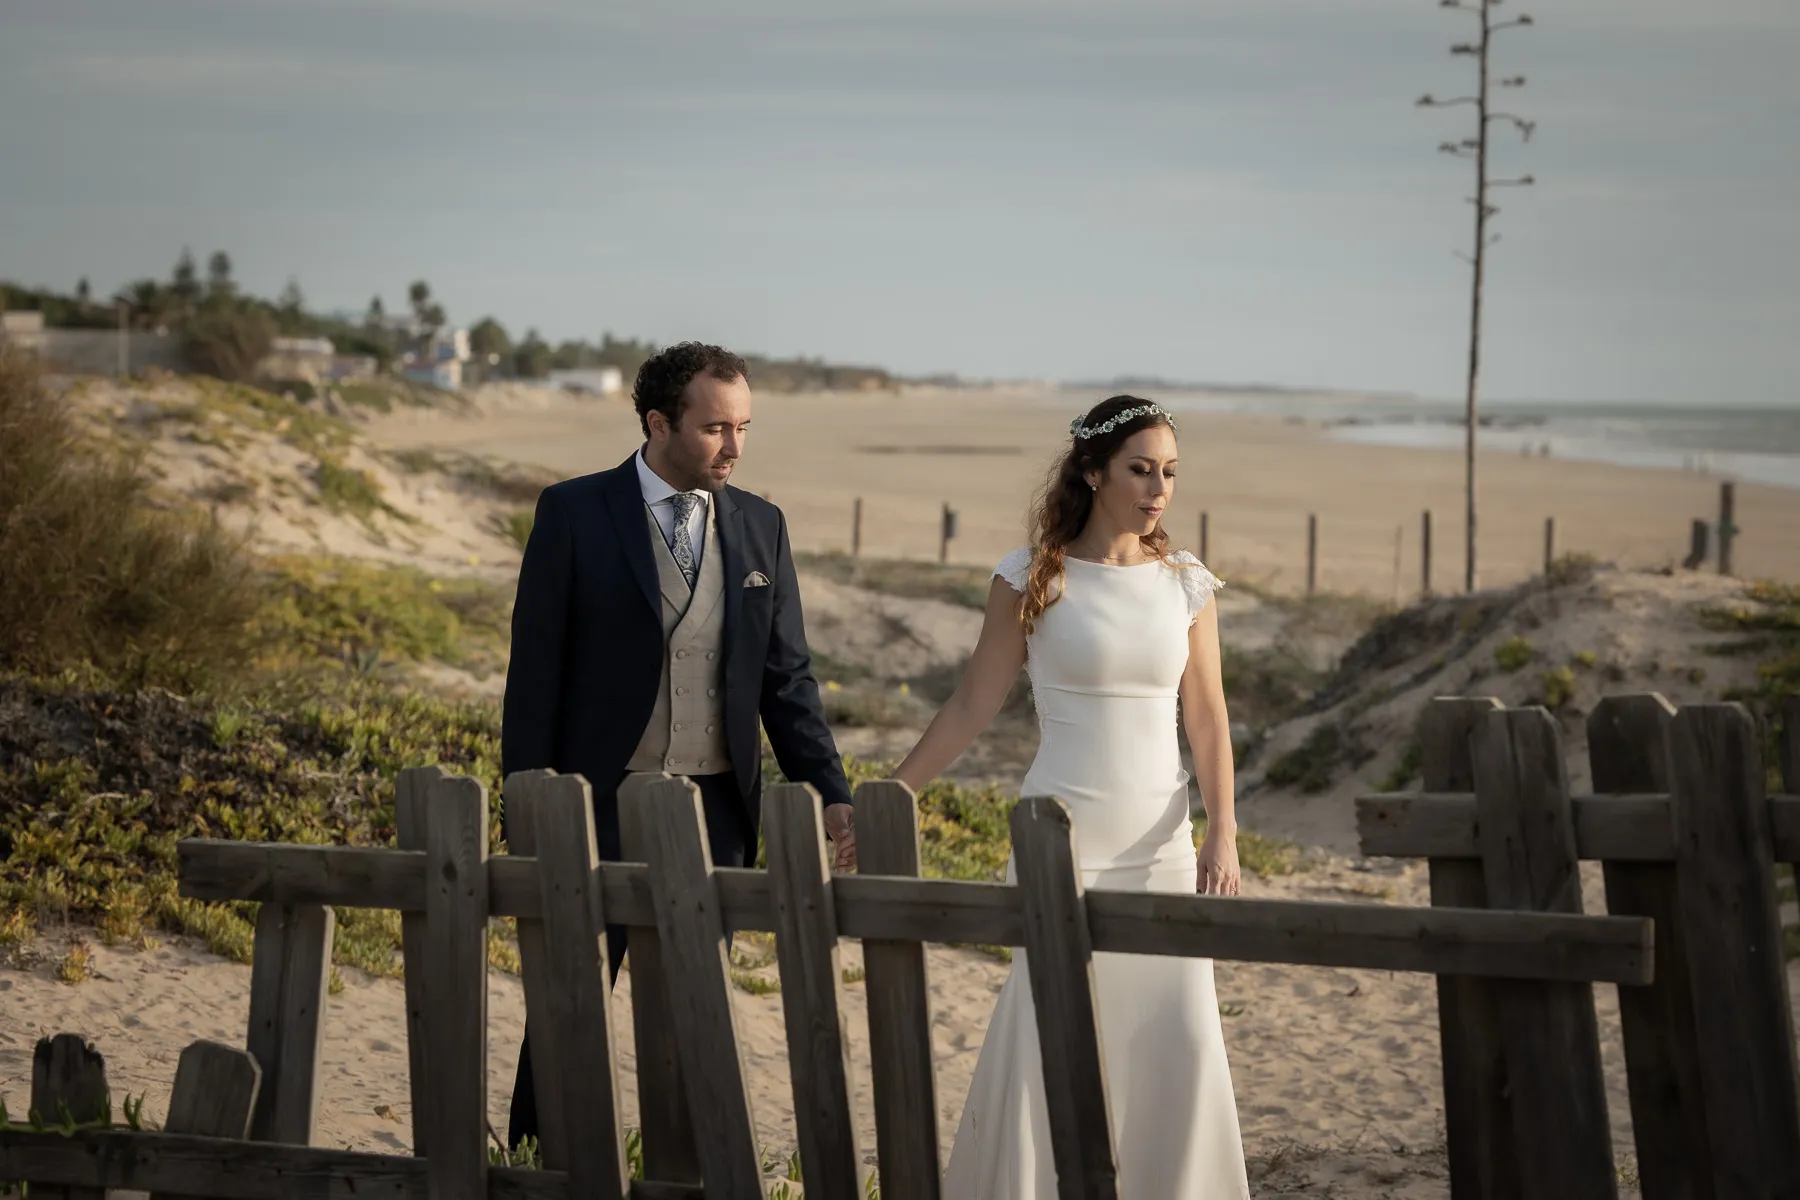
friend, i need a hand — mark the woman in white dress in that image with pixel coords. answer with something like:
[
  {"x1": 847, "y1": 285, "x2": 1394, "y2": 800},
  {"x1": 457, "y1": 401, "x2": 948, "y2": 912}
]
[{"x1": 892, "y1": 396, "x2": 1250, "y2": 1199}]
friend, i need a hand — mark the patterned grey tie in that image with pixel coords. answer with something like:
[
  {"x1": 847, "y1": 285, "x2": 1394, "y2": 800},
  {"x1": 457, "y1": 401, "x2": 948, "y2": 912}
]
[{"x1": 669, "y1": 493, "x2": 699, "y2": 590}]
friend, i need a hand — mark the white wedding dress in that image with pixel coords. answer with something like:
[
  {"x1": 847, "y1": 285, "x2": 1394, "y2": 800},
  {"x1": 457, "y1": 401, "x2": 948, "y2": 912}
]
[{"x1": 942, "y1": 549, "x2": 1250, "y2": 1200}]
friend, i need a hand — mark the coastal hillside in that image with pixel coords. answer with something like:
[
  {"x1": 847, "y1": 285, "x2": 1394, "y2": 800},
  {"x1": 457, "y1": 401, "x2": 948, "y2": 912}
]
[{"x1": 1238, "y1": 560, "x2": 1798, "y2": 852}]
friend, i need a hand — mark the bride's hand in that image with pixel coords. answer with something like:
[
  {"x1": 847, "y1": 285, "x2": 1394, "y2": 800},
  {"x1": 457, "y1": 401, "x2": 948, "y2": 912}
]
[{"x1": 1198, "y1": 824, "x2": 1240, "y2": 896}]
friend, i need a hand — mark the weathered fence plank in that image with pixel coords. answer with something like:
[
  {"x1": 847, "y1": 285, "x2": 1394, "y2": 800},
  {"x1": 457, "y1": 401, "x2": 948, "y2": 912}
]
[
  {"x1": 855, "y1": 779, "x2": 943, "y2": 1200},
  {"x1": 1359, "y1": 790, "x2": 1800, "y2": 861},
  {"x1": 532, "y1": 773, "x2": 630, "y2": 1199},
  {"x1": 498, "y1": 769, "x2": 568, "y2": 1170},
  {"x1": 1587, "y1": 694, "x2": 1714, "y2": 1200},
  {"x1": 616, "y1": 772, "x2": 701, "y2": 1186},
  {"x1": 0, "y1": 1126, "x2": 706, "y2": 1200},
  {"x1": 766, "y1": 782, "x2": 863, "y2": 1198},
  {"x1": 245, "y1": 900, "x2": 333, "y2": 1145},
  {"x1": 625, "y1": 776, "x2": 764, "y2": 1196},
  {"x1": 423, "y1": 775, "x2": 490, "y2": 1200},
  {"x1": 1471, "y1": 708, "x2": 1617, "y2": 1199},
  {"x1": 153, "y1": 1041, "x2": 263, "y2": 1200},
  {"x1": 180, "y1": 843, "x2": 1653, "y2": 982},
  {"x1": 1417, "y1": 696, "x2": 1519, "y2": 1200},
  {"x1": 1012, "y1": 796, "x2": 1119, "y2": 1200},
  {"x1": 395, "y1": 762, "x2": 448, "y2": 1158},
  {"x1": 1667, "y1": 704, "x2": 1800, "y2": 1198},
  {"x1": 28, "y1": 1034, "x2": 108, "y2": 1200}
]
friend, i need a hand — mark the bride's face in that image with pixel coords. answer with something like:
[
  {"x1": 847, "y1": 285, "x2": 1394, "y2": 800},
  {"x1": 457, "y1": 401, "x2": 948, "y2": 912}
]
[{"x1": 1088, "y1": 425, "x2": 1178, "y2": 535}]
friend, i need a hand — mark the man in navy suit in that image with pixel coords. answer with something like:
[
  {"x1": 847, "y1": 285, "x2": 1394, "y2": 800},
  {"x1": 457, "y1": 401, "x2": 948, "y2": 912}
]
[{"x1": 500, "y1": 341, "x2": 855, "y2": 1148}]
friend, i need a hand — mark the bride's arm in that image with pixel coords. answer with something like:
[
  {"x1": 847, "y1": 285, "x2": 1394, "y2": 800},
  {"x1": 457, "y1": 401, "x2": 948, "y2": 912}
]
[
  {"x1": 1179, "y1": 601, "x2": 1238, "y2": 837},
  {"x1": 893, "y1": 578, "x2": 1028, "y2": 794}
]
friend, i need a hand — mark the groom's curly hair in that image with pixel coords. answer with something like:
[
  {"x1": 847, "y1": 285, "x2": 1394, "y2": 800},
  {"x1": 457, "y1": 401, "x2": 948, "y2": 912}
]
[
  {"x1": 634, "y1": 342, "x2": 750, "y2": 437},
  {"x1": 1020, "y1": 395, "x2": 1179, "y2": 634}
]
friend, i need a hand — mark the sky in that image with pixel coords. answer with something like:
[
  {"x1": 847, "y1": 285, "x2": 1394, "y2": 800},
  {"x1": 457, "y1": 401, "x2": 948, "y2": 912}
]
[{"x1": 2, "y1": 0, "x2": 1796, "y2": 405}]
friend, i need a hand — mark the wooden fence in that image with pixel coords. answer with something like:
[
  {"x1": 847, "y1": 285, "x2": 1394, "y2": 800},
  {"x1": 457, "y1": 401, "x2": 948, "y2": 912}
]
[
  {"x1": 13, "y1": 726, "x2": 1750, "y2": 1200},
  {"x1": 1356, "y1": 693, "x2": 1800, "y2": 1200}
]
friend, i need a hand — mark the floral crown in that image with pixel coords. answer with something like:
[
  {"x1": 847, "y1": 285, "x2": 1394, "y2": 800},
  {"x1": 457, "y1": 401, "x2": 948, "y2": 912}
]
[{"x1": 1068, "y1": 403, "x2": 1178, "y2": 440}]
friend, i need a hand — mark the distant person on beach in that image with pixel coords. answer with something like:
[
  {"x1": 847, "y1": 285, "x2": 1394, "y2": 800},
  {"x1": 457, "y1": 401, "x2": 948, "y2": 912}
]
[
  {"x1": 497, "y1": 341, "x2": 855, "y2": 1150},
  {"x1": 894, "y1": 396, "x2": 1250, "y2": 1197}
]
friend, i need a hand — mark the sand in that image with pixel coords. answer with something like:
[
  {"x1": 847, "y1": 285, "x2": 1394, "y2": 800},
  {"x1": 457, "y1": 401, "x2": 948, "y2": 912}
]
[{"x1": 364, "y1": 383, "x2": 1800, "y2": 597}]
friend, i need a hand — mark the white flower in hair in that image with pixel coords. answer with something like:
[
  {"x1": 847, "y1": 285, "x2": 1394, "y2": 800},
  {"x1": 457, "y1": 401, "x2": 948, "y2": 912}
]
[{"x1": 1069, "y1": 404, "x2": 1178, "y2": 440}]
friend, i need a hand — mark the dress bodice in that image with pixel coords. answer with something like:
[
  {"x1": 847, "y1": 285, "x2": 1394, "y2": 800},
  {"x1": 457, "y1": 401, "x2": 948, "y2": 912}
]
[{"x1": 994, "y1": 548, "x2": 1222, "y2": 871}]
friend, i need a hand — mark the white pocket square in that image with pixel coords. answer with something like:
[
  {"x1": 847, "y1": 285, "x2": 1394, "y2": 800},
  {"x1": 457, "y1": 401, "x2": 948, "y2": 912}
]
[{"x1": 743, "y1": 571, "x2": 770, "y2": 588}]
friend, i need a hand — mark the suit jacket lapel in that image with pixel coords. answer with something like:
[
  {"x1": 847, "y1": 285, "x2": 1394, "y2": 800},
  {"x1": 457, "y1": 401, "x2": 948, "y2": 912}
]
[
  {"x1": 717, "y1": 486, "x2": 746, "y2": 664},
  {"x1": 604, "y1": 454, "x2": 660, "y2": 618}
]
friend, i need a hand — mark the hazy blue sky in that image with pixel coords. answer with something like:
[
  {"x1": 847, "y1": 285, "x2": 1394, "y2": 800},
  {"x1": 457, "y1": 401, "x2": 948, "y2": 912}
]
[{"x1": 2, "y1": 0, "x2": 1794, "y2": 403}]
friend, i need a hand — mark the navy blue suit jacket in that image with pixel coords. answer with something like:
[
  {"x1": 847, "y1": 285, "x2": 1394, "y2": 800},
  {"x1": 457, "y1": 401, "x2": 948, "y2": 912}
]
[{"x1": 499, "y1": 452, "x2": 852, "y2": 851}]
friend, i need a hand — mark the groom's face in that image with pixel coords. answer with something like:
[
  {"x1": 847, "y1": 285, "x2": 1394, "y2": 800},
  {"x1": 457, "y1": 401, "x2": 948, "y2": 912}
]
[{"x1": 651, "y1": 371, "x2": 753, "y2": 493}]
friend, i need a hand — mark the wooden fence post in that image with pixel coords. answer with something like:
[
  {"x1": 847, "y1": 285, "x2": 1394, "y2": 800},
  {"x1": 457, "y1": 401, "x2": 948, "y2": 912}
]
[
  {"x1": 1717, "y1": 482, "x2": 1736, "y2": 576},
  {"x1": 423, "y1": 775, "x2": 490, "y2": 1200},
  {"x1": 627, "y1": 776, "x2": 764, "y2": 1195},
  {"x1": 153, "y1": 1041, "x2": 262, "y2": 1200},
  {"x1": 497, "y1": 769, "x2": 567, "y2": 1168},
  {"x1": 533, "y1": 773, "x2": 630, "y2": 1197},
  {"x1": 853, "y1": 497, "x2": 863, "y2": 557},
  {"x1": 1418, "y1": 697, "x2": 1518, "y2": 1200},
  {"x1": 1012, "y1": 796, "x2": 1119, "y2": 1200},
  {"x1": 395, "y1": 763, "x2": 447, "y2": 1158},
  {"x1": 618, "y1": 773, "x2": 701, "y2": 1185},
  {"x1": 1667, "y1": 705, "x2": 1800, "y2": 1197},
  {"x1": 244, "y1": 901, "x2": 333, "y2": 1146},
  {"x1": 766, "y1": 782, "x2": 863, "y2": 1197},
  {"x1": 1471, "y1": 708, "x2": 1617, "y2": 1198},
  {"x1": 940, "y1": 504, "x2": 956, "y2": 564},
  {"x1": 30, "y1": 1035, "x2": 107, "y2": 1200},
  {"x1": 1305, "y1": 513, "x2": 1317, "y2": 595},
  {"x1": 1543, "y1": 517, "x2": 1556, "y2": 577},
  {"x1": 856, "y1": 779, "x2": 942, "y2": 1200},
  {"x1": 1422, "y1": 509, "x2": 1433, "y2": 597},
  {"x1": 1199, "y1": 511, "x2": 1209, "y2": 564},
  {"x1": 1587, "y1": 695, "x2": 1715, "y2": 1200}
]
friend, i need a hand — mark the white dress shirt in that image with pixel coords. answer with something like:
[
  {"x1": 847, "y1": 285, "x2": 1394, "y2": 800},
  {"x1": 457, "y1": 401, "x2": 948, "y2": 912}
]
[{"x1": 636, "y1": 448, "x2": 709, "y2": 574}]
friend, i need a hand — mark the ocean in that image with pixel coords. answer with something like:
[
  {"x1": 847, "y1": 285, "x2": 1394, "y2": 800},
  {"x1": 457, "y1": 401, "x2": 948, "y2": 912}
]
[{"x1": 1137, "y1": 390, "x2": 1800, "y2": 492}]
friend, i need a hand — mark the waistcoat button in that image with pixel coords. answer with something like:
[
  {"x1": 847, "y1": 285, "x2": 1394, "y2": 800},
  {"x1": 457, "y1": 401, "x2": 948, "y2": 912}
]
[
  {"x1": 707, "y1": 688, "x2": 717, "y2": 698},
  {"x1": 705, "y1": 651, "x2": 715, "y2": 661},
  {"x1": 676, "y1": 649, "x2": 688, "y2": 660},
  {"x1": 675, "y1": 686, "x2": 687, "y2": 697},
  {"x1": 673, "y1": 723, "x2": 684, "y2": 733}
]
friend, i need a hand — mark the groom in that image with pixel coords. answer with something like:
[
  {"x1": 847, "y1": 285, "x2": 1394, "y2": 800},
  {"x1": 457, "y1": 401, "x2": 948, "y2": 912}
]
[{"x1": 499, "y1": 341, "x2": 856, "y2": 1148}]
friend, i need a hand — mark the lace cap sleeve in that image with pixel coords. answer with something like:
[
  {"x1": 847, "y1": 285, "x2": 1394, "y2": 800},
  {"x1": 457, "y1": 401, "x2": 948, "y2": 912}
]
[
  {"x1": 1169, "y1": 551, "x2": 1224, "y2": 624},
  {"x1": 994, "y1": 547, "x2": 1033, "y2": 593}
]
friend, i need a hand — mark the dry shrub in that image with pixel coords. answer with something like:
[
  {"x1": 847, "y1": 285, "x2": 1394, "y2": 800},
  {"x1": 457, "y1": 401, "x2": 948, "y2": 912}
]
[{"x1": 0, "y1": 352, "x2": 263, "y2": 688}]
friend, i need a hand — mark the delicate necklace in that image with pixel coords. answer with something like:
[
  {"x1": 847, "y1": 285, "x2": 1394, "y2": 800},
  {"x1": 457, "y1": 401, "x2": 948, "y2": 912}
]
[{"x1": 1072, "y1": 546, "x2": 1150, "y2": 565}]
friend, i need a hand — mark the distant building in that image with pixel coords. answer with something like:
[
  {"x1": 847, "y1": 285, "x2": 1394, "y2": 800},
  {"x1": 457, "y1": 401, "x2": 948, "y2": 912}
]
[
  {"x1": 403, "y1": 360, "x2": 464, "y2": 390},
  {"x1": 2, "y1": 310, "x2": 187, "y2": 374},
  {"x1": 547, "y1": 366, "x2": 624, "y2": 396},
  {"x1": 258, "y1": 336, "x2": 337, "y2": 385},
  {"x1": 0, "y1": 310, "x2": 47, "y2": 354}
]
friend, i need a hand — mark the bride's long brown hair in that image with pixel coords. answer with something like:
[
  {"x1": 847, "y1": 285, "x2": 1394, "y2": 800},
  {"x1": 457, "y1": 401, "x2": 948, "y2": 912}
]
[{"x1": 1019, "y1": 395, "x2": 1177, "y2": 634}]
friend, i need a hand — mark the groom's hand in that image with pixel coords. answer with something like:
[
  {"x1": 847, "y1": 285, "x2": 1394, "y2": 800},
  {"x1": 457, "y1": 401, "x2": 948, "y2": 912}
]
[{"x1": 823, "y1": 803, "x2": 857, "y2": 872}]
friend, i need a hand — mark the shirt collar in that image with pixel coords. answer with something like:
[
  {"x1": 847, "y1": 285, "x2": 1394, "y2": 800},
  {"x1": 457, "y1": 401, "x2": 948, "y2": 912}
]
[{"x1": 636, "y1": 447, "x2": 707, "y2": 508}]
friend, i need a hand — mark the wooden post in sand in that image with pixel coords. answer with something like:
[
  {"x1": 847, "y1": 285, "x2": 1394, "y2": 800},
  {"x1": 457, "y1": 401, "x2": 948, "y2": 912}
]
[
  {"x1": 1199, "y1": 511, "x2": 1209, "y2": 563},
  {"x1": 1422, "y1": 510, "x2": 1433, "y2": 597},
  {"x1": 1717, "y1": 482, "x2": 1736, "y2": 575},
  {"x1": 940, "y1": 504, "x2": 956, "y2": 565},
  {"x1": 853, "y1": 497, "x2": 864, "y2": 557},
  {"x1": 1543, "y1": 517, "x2": 1556, "y2": 577},
  {"x1": 1305, "y1": 514, "x2": 1318, "y2": 596}
]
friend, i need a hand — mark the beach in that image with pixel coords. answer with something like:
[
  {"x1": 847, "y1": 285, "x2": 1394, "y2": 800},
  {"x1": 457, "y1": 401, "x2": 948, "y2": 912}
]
[{"x1": 365, "y1": 383, "x2": 1800, "y2": 598}]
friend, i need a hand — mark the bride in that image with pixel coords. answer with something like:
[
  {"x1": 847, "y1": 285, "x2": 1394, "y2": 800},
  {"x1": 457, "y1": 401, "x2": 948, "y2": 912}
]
[{"x1": 892, "y1": 396, "x2": 1250, "y2": 1198}]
